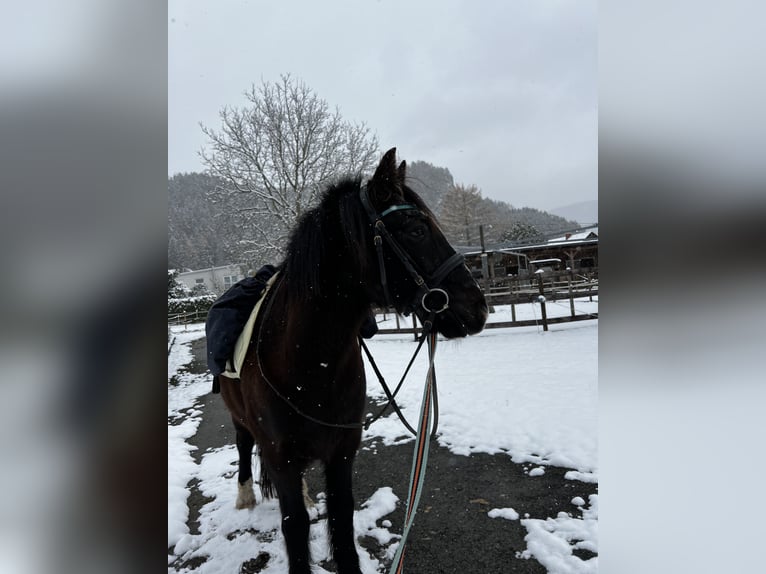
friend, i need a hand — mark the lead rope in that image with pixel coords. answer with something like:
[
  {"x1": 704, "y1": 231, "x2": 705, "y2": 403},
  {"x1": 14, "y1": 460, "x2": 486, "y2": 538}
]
[{"x1": 388, "y1": 329, "x2": 439, "y2": 574}]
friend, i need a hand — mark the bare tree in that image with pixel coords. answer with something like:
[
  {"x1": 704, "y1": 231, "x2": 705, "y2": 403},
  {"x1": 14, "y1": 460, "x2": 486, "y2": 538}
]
[
  {"x1": 200, "y1": 75, "x2": 379, "y2": 260},
  {"x1": 438, "y1": 183, "x2": 490, "y2": 245}
]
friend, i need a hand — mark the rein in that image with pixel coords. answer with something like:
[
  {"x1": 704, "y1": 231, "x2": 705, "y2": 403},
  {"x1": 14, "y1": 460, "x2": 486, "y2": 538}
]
[
  {"x1": 251, "y1": 181, "x2": 456, "y2": 573},
  {"x1": 253, "y1": 271, "x2": 439, "y2": 436},
  {"x1": 253, "y1": 273, "x2": 366, "y2": 430},
  {"x1": 388, "y1": 329, "x2": 438, "y2": 574}
]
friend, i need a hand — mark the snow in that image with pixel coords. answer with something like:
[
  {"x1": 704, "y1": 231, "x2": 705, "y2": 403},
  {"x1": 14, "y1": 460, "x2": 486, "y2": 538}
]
[
  {"x1": 168, "y1": 418, "x2": 202, "y2": 547},
  {"x1": 564, "y1": 470, "x2": 598, "y2": 484},
  {"x1": 167, "y1": 324, "x2": 209, "y2": 551},
  {"x1": 489, "y1": 507, "x2": 520, "y2": 521},
  {"x1": 354, "y1": 487, "x2": 400, "y2": 546},
  {"x1": 365, "y1": 300, "x2": 598, "y2": 474},
  {"x1": 168, "y1": 323, "x2": 206, "y2": 380},
  {"x1": 172, "y1": 443, "x2": 399, "y2": 574},
  {"x1": 519, "y1": 494, "x2": 598, "y2": 574},
  {"x1": 168, "y1": 299, "x2": 598, "y2": 573}
]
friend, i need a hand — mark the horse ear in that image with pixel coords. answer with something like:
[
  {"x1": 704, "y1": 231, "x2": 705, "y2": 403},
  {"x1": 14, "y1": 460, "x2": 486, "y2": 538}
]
[
  {"x1": 397, "y1": 160, "x2": 407, "y2": 185},
  {"x1": 369, "y1": 147, "x2": 403, "y2": 205}
]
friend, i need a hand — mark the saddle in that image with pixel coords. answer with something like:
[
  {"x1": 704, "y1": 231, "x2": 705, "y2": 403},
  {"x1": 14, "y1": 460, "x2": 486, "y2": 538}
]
[{"x1": 205, "y1": 264, "x2": 379, "y2": 394}]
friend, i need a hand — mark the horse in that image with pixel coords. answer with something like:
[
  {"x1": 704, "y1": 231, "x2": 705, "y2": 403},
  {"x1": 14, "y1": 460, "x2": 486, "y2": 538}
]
[{"x1": 217, "y1": 148, "x2": 488, "y2": 574}]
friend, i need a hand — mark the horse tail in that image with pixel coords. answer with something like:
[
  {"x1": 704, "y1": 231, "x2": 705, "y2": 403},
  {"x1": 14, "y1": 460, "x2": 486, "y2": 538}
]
[{"x1": 257, "y1": 447, "x2": 276, "y2": 499}]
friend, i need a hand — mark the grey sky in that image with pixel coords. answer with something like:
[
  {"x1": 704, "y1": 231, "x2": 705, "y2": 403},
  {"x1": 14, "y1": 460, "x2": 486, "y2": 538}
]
[{"x1": 169, "y1": 0, "x2": 596, "y2": 212}]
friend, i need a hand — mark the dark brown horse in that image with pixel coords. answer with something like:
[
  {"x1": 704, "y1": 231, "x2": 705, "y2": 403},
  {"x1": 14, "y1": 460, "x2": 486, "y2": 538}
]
[{"x1": 217, "y1": 148, "x2": 487, "y2": 574}]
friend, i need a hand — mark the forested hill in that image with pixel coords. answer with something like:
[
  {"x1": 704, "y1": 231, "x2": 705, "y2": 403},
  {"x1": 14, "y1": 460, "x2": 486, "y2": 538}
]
[
  {"x1": 405, "y1": 161, "x2": 579, "y2": 246},
  {"x1": 168, "y1": 172, "x2": 238, "y2": 271},
  {"x1": 168, "y1": 165, "x2": 580, "y2": 270}
]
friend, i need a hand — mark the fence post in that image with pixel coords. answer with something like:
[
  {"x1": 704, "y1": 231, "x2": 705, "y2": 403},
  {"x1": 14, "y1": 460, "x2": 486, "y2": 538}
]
[
  {"x1": 568, "y1": 268, "x2": 575, "y2": 317},
  {"x1": 510, "y1": 277, "x2": 517, "y2": 323},
  {"x1": 536, "y1": 272, "x2": 549, "y2": 332}
]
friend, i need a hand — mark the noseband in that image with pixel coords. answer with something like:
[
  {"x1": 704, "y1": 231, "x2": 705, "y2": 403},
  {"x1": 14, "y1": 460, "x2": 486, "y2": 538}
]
[{"x1": 359, "y1": 182, "x2": 465, "y2": 320}]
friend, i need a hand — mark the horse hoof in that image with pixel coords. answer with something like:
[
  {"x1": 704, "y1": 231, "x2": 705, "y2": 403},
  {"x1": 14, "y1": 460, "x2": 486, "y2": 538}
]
[{"x1": 236, "y1": 478, "x2": 256, "y2": 509}]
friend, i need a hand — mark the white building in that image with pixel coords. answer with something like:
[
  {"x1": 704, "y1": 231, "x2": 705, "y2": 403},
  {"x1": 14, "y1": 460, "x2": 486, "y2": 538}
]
[{"x1": 176, "y1": 263, "x2": 246, "y2": 295}]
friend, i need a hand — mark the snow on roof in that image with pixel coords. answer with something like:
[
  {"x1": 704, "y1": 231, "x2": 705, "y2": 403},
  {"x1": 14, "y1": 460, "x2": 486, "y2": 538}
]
[
  {"x1": 548, "y1": 227, "x2": 598, "y2": 243},
  {"x1": 530, "y1": 258, "x2": 562, "y2": 265},
  {"x1": 177, "y1": 263, "x2": 245, "y2": 276}
]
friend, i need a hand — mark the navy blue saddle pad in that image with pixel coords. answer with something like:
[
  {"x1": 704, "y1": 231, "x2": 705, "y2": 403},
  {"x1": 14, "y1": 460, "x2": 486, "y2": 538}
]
[{"x1": 205, "y1": 264, "x2": 277, "y2": 378}]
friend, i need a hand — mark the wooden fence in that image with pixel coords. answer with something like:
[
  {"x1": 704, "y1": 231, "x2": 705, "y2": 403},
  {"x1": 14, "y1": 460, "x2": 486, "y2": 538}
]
[
  {"x1": 167, "y1": 270, "x2": 598, "y2": 333},
  {"x1": 168, "y1": 309, "x2": 208, "y2": 326},
  {"x1": 377, "y1": 269, "x2": 598, "y2": 335},
  {"x1": 480, "y1": 269, "x2": 598, "y2": 307}
]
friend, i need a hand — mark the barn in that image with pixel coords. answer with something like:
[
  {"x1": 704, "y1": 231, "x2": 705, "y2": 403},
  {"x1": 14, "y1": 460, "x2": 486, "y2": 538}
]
[{"x1": 461, "y1": 228, "x2": 598, "y2": 281}]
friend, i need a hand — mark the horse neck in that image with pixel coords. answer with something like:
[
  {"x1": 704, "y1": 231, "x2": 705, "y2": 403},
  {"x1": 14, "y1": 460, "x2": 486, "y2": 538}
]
[
  {"x1": 296, "y1": 272, "x2": 368, "y2": 325},
  {"x1": 266, "y1": 283, "x2": 366, "y2": 368},
  {"x1": 282, "y1": 247, "x2": 371, "y2": 334}
]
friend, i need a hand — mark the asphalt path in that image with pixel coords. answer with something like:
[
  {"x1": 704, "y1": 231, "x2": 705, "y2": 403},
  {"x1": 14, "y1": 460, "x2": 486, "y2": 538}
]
[{"x1": 178, "y1": 337, "x2": 598, "y2": 573}]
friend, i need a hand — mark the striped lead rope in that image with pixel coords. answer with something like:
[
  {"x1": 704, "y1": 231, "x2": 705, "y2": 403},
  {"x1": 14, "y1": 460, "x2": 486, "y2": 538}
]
[{"x1": 388, "y1": 331, "x2": 438, "y2": 574}]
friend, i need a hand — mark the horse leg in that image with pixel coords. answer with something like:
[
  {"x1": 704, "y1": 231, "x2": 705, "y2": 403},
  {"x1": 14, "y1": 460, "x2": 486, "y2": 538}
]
[
  {"x1": 265, "y1": 459, "x2": 311, "y2": 574},
  {"x1": 325, "y1": 455, "x2": 361, "y2": 574},
  {"x1": 302, "y1": 476, "x2": 314, "y2": 508},
  {"x1": 233, "y1": 420, "x2": 256, "y2": 509}
]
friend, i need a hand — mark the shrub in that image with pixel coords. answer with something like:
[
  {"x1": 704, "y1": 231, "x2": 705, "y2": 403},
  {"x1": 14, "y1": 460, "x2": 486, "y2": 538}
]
[{"x1": 168, "y1": 294, "x2": 216, "y2": 318}]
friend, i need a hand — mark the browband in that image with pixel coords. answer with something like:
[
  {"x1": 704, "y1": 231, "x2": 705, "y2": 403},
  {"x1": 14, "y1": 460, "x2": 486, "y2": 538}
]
[{"x1": 380, "y1": 203, "x2": 418, "y2": 218}]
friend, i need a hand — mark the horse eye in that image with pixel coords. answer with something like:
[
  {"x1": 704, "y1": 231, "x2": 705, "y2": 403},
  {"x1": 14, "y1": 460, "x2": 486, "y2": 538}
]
[{"x1": 409, "y1": 225, "x2": 426, "y2": 239}]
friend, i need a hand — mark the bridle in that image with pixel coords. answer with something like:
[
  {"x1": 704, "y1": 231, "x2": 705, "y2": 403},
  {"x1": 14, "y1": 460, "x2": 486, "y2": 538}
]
[
  {"x1": 358, "y1": 181, "x2": 465, "y2": 323},
  {"x1": 252, "y1": 181, "x2": 466, "y2": 433}
]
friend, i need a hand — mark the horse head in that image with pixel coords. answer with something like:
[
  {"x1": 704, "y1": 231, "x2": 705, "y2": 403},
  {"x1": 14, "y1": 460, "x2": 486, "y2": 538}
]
[{"x1": 363, "y1": 148, "x2": 488, "y2": 338}]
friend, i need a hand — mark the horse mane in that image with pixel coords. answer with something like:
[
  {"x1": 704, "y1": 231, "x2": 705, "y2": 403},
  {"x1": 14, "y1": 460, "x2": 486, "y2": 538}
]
[
  {"x1": 282, "y1": 178, "x2": 371, "y2": 301},
  {"x1": 281, "y1": 175, "x2": 441, "y2": 302}
]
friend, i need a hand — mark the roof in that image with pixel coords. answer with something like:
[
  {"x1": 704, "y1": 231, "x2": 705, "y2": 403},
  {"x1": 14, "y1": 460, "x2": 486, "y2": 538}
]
[
  {"x1": 177, "y1": 263, "x2": 245, "y2": 276},
  {"x1": 547, "y1": 227, "x2": 599, "y2": 243},
  {"x1": 530, "y1": 258, "x2": 562, "y2": 265}
]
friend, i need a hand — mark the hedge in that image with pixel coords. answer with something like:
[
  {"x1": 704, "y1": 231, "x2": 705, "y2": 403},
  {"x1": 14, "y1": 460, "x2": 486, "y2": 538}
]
[{"x1": 168, "y1": 294, "x2": 217, "y2": 317}]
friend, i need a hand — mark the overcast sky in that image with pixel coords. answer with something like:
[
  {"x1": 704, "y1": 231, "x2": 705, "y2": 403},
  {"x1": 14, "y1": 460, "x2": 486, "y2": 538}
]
[{"x1": 169, "y1": 0, "x2": 596, "y2": 212}]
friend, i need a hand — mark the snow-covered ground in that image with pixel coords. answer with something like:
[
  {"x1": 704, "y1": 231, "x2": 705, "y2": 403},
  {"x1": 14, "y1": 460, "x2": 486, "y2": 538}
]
[{"x1": 168, "y1": 298, "x2": 598, "y2": 573}]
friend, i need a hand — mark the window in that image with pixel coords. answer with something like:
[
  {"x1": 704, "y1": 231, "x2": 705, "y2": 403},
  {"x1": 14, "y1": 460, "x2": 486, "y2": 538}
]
[
  {"x1": 195, "y1": 278, "x2": 204, "y2": 284},
  {"x1": 223, "y1": 275, "x2": 238, "y2": 288}
]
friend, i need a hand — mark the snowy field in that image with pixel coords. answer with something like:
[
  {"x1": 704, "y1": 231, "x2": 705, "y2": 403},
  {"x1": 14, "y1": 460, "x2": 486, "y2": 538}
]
[{"x1": 168, "y1": 298, "x2": 598, "y2": 573}]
